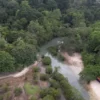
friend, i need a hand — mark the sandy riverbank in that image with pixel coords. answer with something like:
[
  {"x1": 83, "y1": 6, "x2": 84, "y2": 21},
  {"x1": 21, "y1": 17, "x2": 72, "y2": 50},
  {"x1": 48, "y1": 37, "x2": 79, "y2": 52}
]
[
  {"x1": 62, "y1": 52, "x2": 83, "y2": 75},
  {"x1": 62, "y1": 52, "x2": 100, "y2": 100}
]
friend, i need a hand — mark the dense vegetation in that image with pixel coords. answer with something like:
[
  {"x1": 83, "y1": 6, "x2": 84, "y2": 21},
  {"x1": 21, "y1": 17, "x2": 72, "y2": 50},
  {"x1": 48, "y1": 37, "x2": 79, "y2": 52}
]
[
  {"x1": 0, "y1": 0, "x2": 100, "y2": 83},
  {"x1": 40, "y1": 57, "x2": 84, "y2": 100}
]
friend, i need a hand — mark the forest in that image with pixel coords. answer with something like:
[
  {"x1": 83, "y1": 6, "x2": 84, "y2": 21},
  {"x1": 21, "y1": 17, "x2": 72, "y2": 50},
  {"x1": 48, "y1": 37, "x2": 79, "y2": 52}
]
[{"x1": 0, "y1": 0, "x2": 100, "y2": 83}]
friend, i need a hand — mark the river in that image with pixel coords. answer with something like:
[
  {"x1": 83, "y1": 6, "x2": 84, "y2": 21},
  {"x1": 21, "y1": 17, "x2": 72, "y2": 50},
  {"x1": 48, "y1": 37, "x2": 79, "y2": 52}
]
[{"x1": 40, "y1": 38, "x2": 90, "y2": 100}]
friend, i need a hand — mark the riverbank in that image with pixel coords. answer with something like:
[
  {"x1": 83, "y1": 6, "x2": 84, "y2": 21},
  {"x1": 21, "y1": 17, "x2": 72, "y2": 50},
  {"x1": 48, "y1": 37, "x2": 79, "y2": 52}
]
[
  {"x1": 62, "y1": 52, "x2": 83, "y2": 76},
  {"x1": 90, "y1": 81, "x2": 100, "y2": 100},
  {"x1": 62, "y1": 52, "x2": 100, "y2": 100}
]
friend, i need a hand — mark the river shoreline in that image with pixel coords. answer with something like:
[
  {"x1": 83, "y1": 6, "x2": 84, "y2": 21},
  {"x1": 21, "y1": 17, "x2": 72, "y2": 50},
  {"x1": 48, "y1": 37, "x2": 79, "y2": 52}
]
[{"x1": 62, "y1": 52, "x2": 100, "y2": 100}]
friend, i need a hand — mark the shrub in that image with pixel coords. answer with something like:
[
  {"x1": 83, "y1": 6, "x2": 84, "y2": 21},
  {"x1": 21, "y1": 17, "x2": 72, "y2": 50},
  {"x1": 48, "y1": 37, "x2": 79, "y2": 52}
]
[
  {"x1": 40, "y1": 88, "x2": 60, "y2": 99},
  {"x1": 46, "y1": 67, "x2": 52, "y2": 74},
  {"x1": 49, "y1": 79, "x2": 60, "y2": 89},
  {"x1": 42, "y1": 56, "x2": 51, "y2": 65},
  {"x1": 43, "y1": 95, "x2": 55, "y2": 100},
  {"x1": 48, "y1": 88, "x2": 60, "y2": 99},
  {"x1": 40, "y1": 74, "x2": 49, "y2": 81},
  {"x1": 14, "y1": 87, "x2": 22, "y2": 96},
  {"x1": 52, "y1": 72, "x2": 65, "y2": 82},
  {"x1": 24, "y1": 83, "x2": 40, "y2": 95},
  {"x1": 33, "y1": 67, "x2": 40, "y2": 73},
  {"x1": 40, "y1": 89, "x2": 48, "y2": 98},
  {"x1": 48, "y1": 46, "x2": 58, "y2": 56}
]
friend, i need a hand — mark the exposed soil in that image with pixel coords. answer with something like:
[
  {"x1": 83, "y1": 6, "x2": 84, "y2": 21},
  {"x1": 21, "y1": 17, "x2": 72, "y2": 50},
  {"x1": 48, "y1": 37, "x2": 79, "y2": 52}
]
[
  {"x1": 89, "y1": 81, "x2": 100, "y2": 100},
  {"x1": 0, "y1": 61, "x2": 38, "y2": 100},
  {"x1": 62, "y1": 52, "x2": 83, "y2": 75}
]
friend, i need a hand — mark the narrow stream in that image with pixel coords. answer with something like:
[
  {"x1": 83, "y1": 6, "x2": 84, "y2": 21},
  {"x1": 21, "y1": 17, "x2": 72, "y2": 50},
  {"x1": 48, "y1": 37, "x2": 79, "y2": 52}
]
[{"x1": 40, "y1": 38, "x2": 90, "y2": 100}]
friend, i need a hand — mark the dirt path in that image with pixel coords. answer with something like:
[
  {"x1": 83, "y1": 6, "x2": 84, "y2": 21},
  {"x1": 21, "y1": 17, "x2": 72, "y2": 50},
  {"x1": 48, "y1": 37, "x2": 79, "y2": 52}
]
[{"x1": 0, "y1": 61, "x2": 38, "y2": 80}]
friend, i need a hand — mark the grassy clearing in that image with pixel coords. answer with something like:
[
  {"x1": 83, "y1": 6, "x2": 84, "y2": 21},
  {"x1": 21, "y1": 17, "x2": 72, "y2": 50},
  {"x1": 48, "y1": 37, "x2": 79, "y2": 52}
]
[{"x1": 24, "y1": 83, "x2": 40, "y2": 95}]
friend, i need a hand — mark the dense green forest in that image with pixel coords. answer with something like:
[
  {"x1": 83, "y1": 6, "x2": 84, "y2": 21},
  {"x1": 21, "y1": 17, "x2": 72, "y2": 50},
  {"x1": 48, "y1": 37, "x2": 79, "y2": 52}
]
[{"x1": 0, "y1": 0, "x2": 100, "y2": 83}]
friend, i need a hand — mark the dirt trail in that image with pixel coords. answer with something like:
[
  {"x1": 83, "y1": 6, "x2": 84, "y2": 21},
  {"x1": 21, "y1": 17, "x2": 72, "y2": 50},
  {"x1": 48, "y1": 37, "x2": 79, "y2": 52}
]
[{"x1": 0, "y1": 61, "x2": 38, "y2": 80}]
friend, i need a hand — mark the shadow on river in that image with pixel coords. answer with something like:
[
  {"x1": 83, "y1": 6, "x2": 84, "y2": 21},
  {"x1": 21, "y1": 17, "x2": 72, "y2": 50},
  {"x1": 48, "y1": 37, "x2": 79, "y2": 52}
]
[{"x1": 40, "y1": 37, "x2": 90, "y2": 100}]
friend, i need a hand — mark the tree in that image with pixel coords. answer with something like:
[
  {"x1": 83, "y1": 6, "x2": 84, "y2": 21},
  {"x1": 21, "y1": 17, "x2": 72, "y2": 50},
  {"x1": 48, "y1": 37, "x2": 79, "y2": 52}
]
[
  {"x1": 0, "y1": 38, "x2": 7, "y2": 50},
  {"x1": 0, "y1": 51, "x2": 15, "y2": 72},
  {"x1": 46, "y1": 0, "x2": 57, "y2": 10},
  {"x1": 55, "y1": 0, "x2": 70, "y2": 11},
  {"x1": 17, "y1": 1, "x2": 35, "y2": 21},
  {"x1": 11, "y1": 41, "x2": 36, "y2": 67},
  {"x1": 42, "y1": 56, "x2": 51, "y2": 65},
  {"x1": 50, "y1": 79, "x2": 60, "y2": 89},
  {"x1": 0, "y1": 7, "x2": 7, "y2": 23},
  {"x1": 6, "y1": 0, "x2": 19, "y2": 16},
  {"x1": 40, "y1": 74, "x2": 49, "y2": 81},
  {"x1": 46, "y1": 66, "x2": 52, "y2": 74},
  {"x1": 80, "y1": 65, "x2": 100, "y2": 83}
]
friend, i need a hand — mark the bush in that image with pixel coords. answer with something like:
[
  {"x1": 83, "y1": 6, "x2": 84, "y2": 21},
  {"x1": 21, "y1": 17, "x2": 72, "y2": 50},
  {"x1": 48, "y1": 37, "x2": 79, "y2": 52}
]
[
  {"x1": 48, "y1": 46, "x2": 58, "y2": 56},
  {"x1": 49, "y1": 79, "x2": 60, "y2": 89},
  {"x1": 40, "y1": 89, "x2": 48, "y2": 98},
  {"x1": 42, "y1": 56, "x2": 51, "y2": 65},
  {"x1": 33, "y1": 67, "x2": 40, "y2": 73},
  {"x1": 14, "y1": 87, "x2": 22, "y2": 96},
  {"x1": 52, "y1": 72, "x2": 65, "y2": 82},
  {"x1": 40, "y1": 74, "x2": 49, "y2": 81},
  {"x1": 46, "y1": 67, "x2": 52, "y2": 74},
  {"x1": 43, "y1": 95, "x2": 55, "y2": 100},
  {"x1": 40, "y1": 88, "x2": 60, "y2": 99}
]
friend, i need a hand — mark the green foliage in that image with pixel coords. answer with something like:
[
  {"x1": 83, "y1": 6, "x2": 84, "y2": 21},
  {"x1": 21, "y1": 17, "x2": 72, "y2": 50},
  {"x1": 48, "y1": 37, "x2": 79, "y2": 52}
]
[
  {"x1": 14, "y1": 87, "x2": 22, "y2": 96},
  {"x1": 80, "y1": 65, "x2": 100, "y2": 83},
  {"x1": 52, "y1": 72, "x2": 84, "y2": 100},
  {"x1": 0, "y1": 0, "x2": 99, "y2": 91},
  {"x1": 43, "y1": 95, "x2": 55, "y2": 100},
  {"x1": 49, "y1": 79, "x2": 60, "y2": 89},
  {"x1": 24, "y1": 83, "x2": 40, "y2": 95},
  {"x1": 11, "y1": 43, "x2": 36, "y2": 67},
  {"x1": 40, "y1": 88, "x2": 60, "y2": 99},
  {"x1": 46, "y1": 66, "x2": 53, "y2": 74},
  {"x1": 42, "y1": 56, "x2": 51, "y2": 65},
  {"x1": 0, "y1": 51, "x2": 15, "y2": 72},
  {"x1": 48, "y1": 46, "x2": 58, "y2": 56},
  {"x1": 40, "y1": 74, "x2": 49, "y2": 81},
  {"x1": 33, "y1": 67, "x2": 40, "y2": 73}
]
